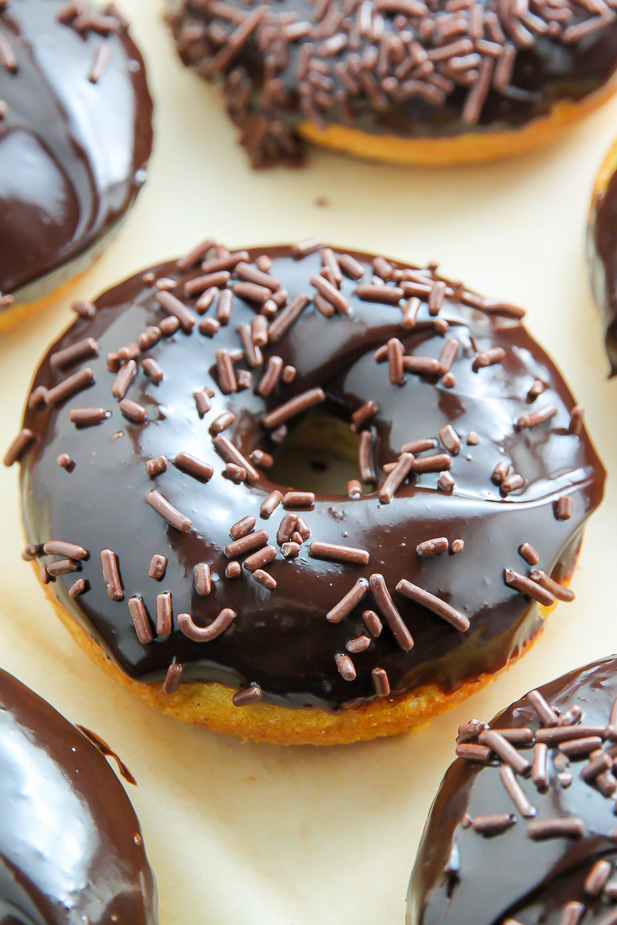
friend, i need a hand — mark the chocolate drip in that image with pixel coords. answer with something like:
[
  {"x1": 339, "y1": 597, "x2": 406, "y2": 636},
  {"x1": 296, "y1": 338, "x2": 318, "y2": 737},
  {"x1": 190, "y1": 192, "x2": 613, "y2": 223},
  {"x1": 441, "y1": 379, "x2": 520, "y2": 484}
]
[
  {"x1": 14, "y1": 244, "x2": 604, "y2": 711},
  {"x1": 0, "y1": 0, "x2": 153, "y2": 299},
  {"x1": 407, "y1": 657, "x2": 617, "y2": 925},
  {"x1": 0, "y1": 669, "x2": 157, "y2": 925},
  {"x1": 167, "y1": 0, "x2": 617, "y2": 166}
]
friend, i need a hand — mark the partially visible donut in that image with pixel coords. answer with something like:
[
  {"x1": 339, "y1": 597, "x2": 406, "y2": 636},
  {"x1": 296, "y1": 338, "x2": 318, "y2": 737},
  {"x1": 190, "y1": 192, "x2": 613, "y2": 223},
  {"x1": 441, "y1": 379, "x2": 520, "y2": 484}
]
[
  {"x1": 167, "y1": 0, "x2": 617, "y2": 168},
  {"x1": 0, "y1": 668, "x2": 157, "y2": 924},
  {"x1": 589, "y1": 137, "x2": 617, "y2": 375},
  {"x1": 0, "y1": 0, "x2": 153, "y2": 329},
  {"x1": 407, "y1": 656, "x2": 617, "y2": 925},
  {"x1": 8, "y1": 240, "x2": 604, "y2": 745}
]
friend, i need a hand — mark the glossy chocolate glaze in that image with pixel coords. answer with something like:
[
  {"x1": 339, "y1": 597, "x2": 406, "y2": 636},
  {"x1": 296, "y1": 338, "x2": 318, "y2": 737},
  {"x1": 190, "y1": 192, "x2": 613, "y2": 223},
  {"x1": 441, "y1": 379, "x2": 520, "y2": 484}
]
[
  {"x1": 167, "y1": 0, "x2": 617, "y2": 166},
  {"x1": 15, "y1": 244, "x2": 604, "y2": 711},
  {"x1": 0, "y1": 668, "x2": 157, "y2": 924},
  {"x1": 408, "y1": 657, "x2": 617, "y2": 925},
  {"x1": 0, "y1": 0, "x2": 153, "y2": 300},
  {"x1": 589, "y1": 161, "x2": 617, "y2": 375}
]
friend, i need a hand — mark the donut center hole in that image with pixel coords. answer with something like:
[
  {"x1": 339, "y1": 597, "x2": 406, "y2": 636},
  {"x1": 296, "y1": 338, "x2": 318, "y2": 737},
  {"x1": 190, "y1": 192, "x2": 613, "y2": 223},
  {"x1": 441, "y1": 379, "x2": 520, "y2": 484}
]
[{"x1": 267, "y1": 412, "x2": 361, "y2": 496}]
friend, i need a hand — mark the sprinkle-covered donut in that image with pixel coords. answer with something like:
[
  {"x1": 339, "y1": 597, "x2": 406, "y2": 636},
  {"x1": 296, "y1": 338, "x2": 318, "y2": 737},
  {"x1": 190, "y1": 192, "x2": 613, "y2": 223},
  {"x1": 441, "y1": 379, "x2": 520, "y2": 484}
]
[
  {"x1": 589, "y1": 137, "x2": 617, "y2": 376},
  {"x1": 0, "y1": 668, "x2": 157, "y2": 924},
  {"x1": 167, "y1": 0, "x2": 617, "y2": 167},
  {"x1": 0, "y1": 0, "x2": 153, "y2": 327},
  {"x1": 7, "y1": 241, "x2": 604, "y2": 745},
  {"x1": 407, "y1": 656, "x2": 617, "y2": 925}
]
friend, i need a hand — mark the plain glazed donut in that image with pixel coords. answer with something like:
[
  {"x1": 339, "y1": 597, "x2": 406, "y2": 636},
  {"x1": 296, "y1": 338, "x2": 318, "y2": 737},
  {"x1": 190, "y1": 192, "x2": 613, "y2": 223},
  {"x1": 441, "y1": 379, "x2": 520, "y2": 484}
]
[
  {"x1": 0, "y1": 668, "x2": 157, "y2": 924},
  {"x1": 8, "y1": 240, "x2": 604, "y2": 746},
  {"x1": 0, "y1": 0, "x2": 153, "y2": 330},
  {"x1": 166, "y1": 0, "x2": 617, "y2": 168},
  {"x1": 407, "y1": 656, "x2": 617, "y2": 925}
]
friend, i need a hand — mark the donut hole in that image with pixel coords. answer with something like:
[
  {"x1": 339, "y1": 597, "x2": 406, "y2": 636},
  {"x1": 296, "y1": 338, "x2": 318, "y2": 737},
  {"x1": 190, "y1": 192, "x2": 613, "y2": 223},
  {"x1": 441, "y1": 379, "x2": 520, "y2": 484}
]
[{"x1": 267, "y1": 411, "x2": 362, "y2": 496}]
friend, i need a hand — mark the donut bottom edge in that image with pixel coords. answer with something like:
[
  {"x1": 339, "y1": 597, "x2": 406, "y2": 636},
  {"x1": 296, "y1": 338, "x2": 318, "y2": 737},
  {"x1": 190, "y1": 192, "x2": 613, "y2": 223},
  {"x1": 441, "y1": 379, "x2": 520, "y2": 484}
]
[
  {"x1": 297, "y1": 77, "x2": 617, "y2": 167},
  {"x1": 0, "y1": 214, "x2": 132, "y2": 331},
  {"x1": 43, "y1": 577, "x2": 557, "y2": 746}
]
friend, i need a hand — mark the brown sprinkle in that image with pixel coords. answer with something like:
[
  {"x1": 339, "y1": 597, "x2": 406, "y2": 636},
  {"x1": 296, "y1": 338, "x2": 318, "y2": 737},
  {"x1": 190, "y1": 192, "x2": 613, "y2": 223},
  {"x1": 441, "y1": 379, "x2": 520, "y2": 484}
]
[
  {"x1": 309, "y1": 541, "x2": 369, "y2": 565},
  {"x1": 396, "y1": 578, "x2": 469, "y2": 632},
  {"x1": 417, "y1": 537, "x2": 448, "y2": 557},
  {"x1": 527, "y1": 818, "x2": 584, "y2": 840},
  {"x1": 145, "y1": 455, "x2": 167, "y2": 477},
  {"x1": 128, "y1": 596, "x2": 153, "y2": 645},
  {"x1": 370, "y1": 573, "x2": 414, "y2": 651},
  {"x1": 504, "y1": 569, "x2": 556, "y2": 607},
  {"x1": 335, "y1": 653, "x2": 356, "y2": 681},
  {"x1": 519, "y1": 542, "x2": 539, "y2": 566},
  {"x1": 283, "y1": 491, "x2": 315, "y2": 508},
  {"x1": 163, "y1": 661, "x2": 183, "y2": 695},
  {"x1": 148, "y1": 554, "x2": 167, "y2": 580},
  {"x1": 146, "y1": 491, "x2": 192, "y2": 533},
  {"x1": 178, "y1": 607, "x2": 236, "y2": 642},
  {"x1": 69, "y1": 578, "x2": 87, "y2": 598},
  {"x1": 4, "y1": 429, "x2": 34, "y2": 467},
  {"x1": 252, "y1": 568, "x2": 277, "y2": 590},
  {"x1": 482, "y1": 730, "x2": 530, "y2": 775},
  {"x1": 100, "y1": 549, "x2": 123, "y2": 601},
  {"x1": 45, "y1": 367, "x2": 94, "y2": 407},
  {"x1": 327, "y1": 578, "x2": 369, "y2": 623},
  {"x1": 50, "y1": 337, "x2": 99, "y2": 369},
  {"x1": 262, "y1": 387, "x2": 326, "y2": 429},
  {"x1": 244, "y1": 545, "x2": 277, "y2": 572},
  {"x1": 233, "y1": 684, "x2": 263, "y2": 707},
  {"x1": 156, "y1": 593, "x2": 173, "y2": 638},
  {"x1": 517, "y1": 404, "x2": 558, "y2": 429}
]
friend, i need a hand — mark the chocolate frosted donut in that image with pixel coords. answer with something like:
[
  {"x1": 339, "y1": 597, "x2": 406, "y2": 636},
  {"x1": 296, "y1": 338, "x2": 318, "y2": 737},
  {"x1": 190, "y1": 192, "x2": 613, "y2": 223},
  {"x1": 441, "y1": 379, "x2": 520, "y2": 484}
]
[
  {"x1": 167, "y1": 0, "x2": 617, "y2": 167},
  {"x1": 8, "y1": 241, "x2": 604, "y2": 745},
  {"x1": 0, "y1": 668, "x2": 157, "y2": 924},
  {"x1": 0, "y1": 0, "x2": 153, "y2": 325},
  {"x1": 407, "y1": 656, "x2": 617, "y2": 925},
  {"x1": 589, "y1": 138, "x2": 617, "y2": 375}
]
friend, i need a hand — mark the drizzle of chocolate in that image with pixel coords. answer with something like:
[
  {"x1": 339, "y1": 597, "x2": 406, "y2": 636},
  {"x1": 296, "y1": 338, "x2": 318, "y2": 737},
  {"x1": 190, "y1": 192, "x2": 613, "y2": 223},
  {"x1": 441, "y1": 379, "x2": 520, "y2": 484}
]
[
  {"x1": 13, "y1": 242, "x2": 604, "y2": 711},
  {"x1": 407, "y1": 657, "x2": 617, "y2": 925},
  {"x1": 0, "y1": 0, "x2": 153, "y2": 299},
  {"x1": 0, "y1": 668, "x2": 157, "y2": 924},
  {"x1": 167, "y1": 0, "x2": 617, "y2": 167},
  {"x1": 589, "y1": 160, "x2": 617, "y2": 375}
]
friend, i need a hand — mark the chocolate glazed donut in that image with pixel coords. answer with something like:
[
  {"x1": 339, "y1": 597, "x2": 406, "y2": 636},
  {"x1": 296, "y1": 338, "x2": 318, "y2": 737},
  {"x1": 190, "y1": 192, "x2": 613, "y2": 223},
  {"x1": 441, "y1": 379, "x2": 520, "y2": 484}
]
[
  {"x1": 0, "y1": 668, "x2": 157, "y2": 925},
  {"x1": 7, "y1": 242, "x2": 604, "y2": 745},
  {"x1": 167, "y1": 0, "x2": 617, "y2": 167},
  {"x1": 407, "y1": 657, "x2": 617, "y2": 925},
  {"x1": 0, "y1": 0, "x2": 153, "y2": 314},
  {"x1": 589, "y1": 138, "x2": 617, "y2": 376}
]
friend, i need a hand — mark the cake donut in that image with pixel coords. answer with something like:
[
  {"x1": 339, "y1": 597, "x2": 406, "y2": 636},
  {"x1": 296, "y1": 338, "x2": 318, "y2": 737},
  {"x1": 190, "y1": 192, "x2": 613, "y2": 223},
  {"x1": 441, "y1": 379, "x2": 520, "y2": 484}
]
[
  {"x1": 0, "y1": 667, "x2": 158, "y2": 924},
  {"x1": 588, "y1": 138, "x2": 617, "y2": 375},
  {"x1": 167, "y1": 0, "x2": 617, "y2": 168},
  {"x1": 0, "y1": 0, "x2": 153, "y2": 330},
  {"x1": 407, "y1": 656, "x2": 617, "y2": 925},
  {"x1": 7, "y1": 240, "x2": 604, "y2": 745}
]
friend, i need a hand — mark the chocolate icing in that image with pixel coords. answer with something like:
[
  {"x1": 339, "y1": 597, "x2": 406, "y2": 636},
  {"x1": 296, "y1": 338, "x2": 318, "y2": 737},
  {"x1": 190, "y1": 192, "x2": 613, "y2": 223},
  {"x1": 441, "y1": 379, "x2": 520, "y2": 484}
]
[
  {"x1": 13, "y1": 243, "x2": 604, "y2": 712},
  {"x1": 407, "y1": 656, "x2": 617, "y2": 925},
  {"x1": 0, "y1": 0, "x2": 153, "y2": 300},
  {"x1": 0, "y1": 668, "x2": 157, "y2": 924},
  {"x1": 589, "y1": 158, "x2": 617, "y2": 376},
  {"x1": 167, "y1": 0, "x2": 617, "y2": 166}
]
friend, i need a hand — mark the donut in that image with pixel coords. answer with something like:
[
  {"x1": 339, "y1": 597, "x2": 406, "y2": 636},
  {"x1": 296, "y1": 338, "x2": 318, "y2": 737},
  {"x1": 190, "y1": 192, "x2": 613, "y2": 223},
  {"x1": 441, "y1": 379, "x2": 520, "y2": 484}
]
[
  {"x1": 588, "y1": 137, "x2": 617, "y2": 375},
  {"x1": 0, "y1": 667, "x2": 157, "y2": 924},
  {"x1": 166, "y1": 0, "x2": 617, "y2": 168},
  {"x1": 0, "y1": 0, "x2": 153, "y2": 330},
  {"x1": 407, "y1": 656, "x2": 617, "y2": 925},
  {"x1": 7, "y1": 240, "x2": 604, "y2": 746}
]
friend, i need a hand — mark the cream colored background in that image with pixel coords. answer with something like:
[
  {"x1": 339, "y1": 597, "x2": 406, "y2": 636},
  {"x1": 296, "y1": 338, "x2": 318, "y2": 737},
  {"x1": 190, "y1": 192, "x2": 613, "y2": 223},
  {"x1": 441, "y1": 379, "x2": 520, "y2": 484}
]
[{"x1": 2, "y1": 3, "x2": 617, "y2": 921}]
